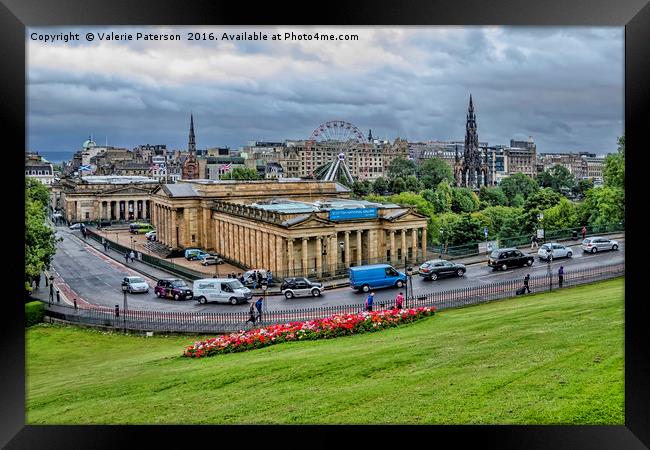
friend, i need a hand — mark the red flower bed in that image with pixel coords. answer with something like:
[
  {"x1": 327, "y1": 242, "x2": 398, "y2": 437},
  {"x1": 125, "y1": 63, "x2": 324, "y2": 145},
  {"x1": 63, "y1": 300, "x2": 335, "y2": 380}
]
[{"x1": 183, "y1": 306, "x2": 436, "y2": 358}]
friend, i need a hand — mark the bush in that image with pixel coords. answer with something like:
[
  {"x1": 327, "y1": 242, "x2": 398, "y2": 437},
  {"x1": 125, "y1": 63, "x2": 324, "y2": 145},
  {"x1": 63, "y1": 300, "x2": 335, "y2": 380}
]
[{"x1": 26, "y1": 301, "x2": 45, "y2": 327}]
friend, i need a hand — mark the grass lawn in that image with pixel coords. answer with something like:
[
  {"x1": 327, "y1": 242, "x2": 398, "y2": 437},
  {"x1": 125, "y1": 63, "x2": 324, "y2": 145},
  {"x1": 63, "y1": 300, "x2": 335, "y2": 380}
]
[{"x1": 26, "y1": 278, "x2": 624, "y2": 424}]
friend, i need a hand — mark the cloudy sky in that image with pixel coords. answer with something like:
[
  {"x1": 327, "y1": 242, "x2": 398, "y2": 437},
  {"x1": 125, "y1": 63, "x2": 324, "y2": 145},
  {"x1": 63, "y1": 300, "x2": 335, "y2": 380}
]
[{"x1": 27, "y1": 26, "x2": 623, "y2": 154}]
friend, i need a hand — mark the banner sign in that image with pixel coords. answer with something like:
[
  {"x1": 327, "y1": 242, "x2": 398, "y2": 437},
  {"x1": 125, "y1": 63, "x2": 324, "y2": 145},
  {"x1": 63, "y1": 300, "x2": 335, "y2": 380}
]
[
  {"x1": 479, "y1": 240, "x2": 498, "y2": 253},
  {"x1": 329, "y1": 207, "x2": 378, "y2": 221}
]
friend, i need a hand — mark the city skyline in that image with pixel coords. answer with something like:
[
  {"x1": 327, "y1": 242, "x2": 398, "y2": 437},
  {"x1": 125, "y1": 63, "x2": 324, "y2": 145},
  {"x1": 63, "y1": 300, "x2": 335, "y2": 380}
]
[{"x1": 28, "y1": 26, "x2": 623, "y2": 154}]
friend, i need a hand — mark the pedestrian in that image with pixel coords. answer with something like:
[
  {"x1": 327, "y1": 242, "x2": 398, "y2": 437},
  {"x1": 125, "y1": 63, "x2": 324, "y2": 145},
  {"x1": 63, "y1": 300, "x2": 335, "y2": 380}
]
[
  {"x1": 252, "y1": 276, "x2": 257, "y2": 290},
  {"x1": 245, "y1": 301, "x2": 257, "y2": 326},
  {"x1": 395, "y1": 291, "x2": 404, "y2": 310},
  {"x1": 34, "y1": 274, "x2": 40, "y2": 289},
  {"x1": 238, "y1": 273, "x2": 244, "y2": 283},
  {"x1": 102, "y1": 237, "x2": 107, "y2": 251},
  {"x1": 581, "y1": 226, "x2": 587, "y2": 240},
  {"x1": 124, "y1": 252, "x2": 129, "y2": 264},
  {"x1": 266, "y1": 270, "x2": 273, "y2": 285},
  {"x1": 530, "y1": 234, "x2": 538, "y2": 250},
  {"x1": 365, "y1": 292, "x2": 375, "y2": 312},
  {"x1": 255, "y1": 297, "x2": 264, "y2": 322},
  {"x1": 523, "y1": 274, "x2": 531, "y2": 294},
  {"x1": 227, "y1": 273, "x2": 232, "y2": 279},
  {"x1": 257, "y1": 270, "x2": 263, "y2": 285},
  {"x1": 558, "y1": 266, "x2": 564, "y2": 288},
  {"x1": 129, "y1": 250, "x2": 136, "y2": 263}
]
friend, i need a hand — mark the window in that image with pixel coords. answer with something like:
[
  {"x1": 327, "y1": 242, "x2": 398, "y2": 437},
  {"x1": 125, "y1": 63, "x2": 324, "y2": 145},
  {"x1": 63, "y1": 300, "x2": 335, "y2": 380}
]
[
  {"x1": 385, "y1": 267, "x2": 398, "y2": 277},
  {"x1": 192, "y1": 234, "x2": 196, "y2": 243},
  {"x1": 85, "y1": 212, "x2": 90, "y2": 219},
  {"x1": 221, "y1": 283, "x2": 233, "y2": 292}
]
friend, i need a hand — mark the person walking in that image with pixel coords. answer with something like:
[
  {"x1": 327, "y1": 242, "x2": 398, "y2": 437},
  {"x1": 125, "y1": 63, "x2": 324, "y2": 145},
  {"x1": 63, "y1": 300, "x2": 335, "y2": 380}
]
[
  {"x1": 266, "y1": 270, "x2": 273, "y2": 286},
  {"x1": 558, "y1": 266, "x2": 564, "y2": 288},
  {"x1": 124, "y1": 252, "x2": 129, "y2": 264},
  {"x1": 523, "y1": 274, "x2": 531, "y2": 294},
  {"x1": 255, "y1": 297, "x2": 264, "y2": 322},
  {"x1": 257, "y1": 270, "x2": 263, "y2": 286},
  {"x1": 395, "y1": 292, "x2": 404, "y2": 310},
  {"x1": 581, "y1": 226, "x2": 587, "y2": 240},
  {"x1": 530, "y1": 234, "x2": 539, "y2": 250},
  {"x1": 237, "y1": 273, "x2": 244, "y2": 283},
  {"x1": 245, "y1": 301, "x2": 257, "y2": 326},
  {"x1": 365, "y1": 292, "x2": 375, "y2": 312},
  {"x1": 129, "y1": 250, "x2": 136, "y2": 263},
  {"x1": 252, "y1": 275, "x2": 258, "y2": 290},
  {"x1": 102, "y1": 237, "x2": 108, "y2": 252}
]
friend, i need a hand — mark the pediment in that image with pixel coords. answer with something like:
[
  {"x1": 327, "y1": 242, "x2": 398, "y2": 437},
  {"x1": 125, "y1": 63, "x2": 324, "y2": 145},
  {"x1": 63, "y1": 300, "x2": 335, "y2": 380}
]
[
  {"x1": 381, "y1": 208, "x2": 428, "y2": 222},
  {"x1": 101, "y1": 186, "x2": 154, "y2": 196},
  {"x1": 282, "y1": 213, "x2": 335, "y2": 229}
]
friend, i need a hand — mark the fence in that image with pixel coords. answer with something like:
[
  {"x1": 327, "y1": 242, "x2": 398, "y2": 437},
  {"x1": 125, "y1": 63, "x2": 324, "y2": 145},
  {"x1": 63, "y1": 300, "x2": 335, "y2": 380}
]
[{"x1": 43, "y1": 262, "x2": 624, "y2": 334}]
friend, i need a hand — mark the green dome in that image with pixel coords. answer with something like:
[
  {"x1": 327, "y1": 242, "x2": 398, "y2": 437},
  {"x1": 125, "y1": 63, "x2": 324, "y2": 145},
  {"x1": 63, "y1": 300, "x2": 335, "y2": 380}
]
[{"x1": 82, "y1": 138, "x2": 96, "y2": 149}]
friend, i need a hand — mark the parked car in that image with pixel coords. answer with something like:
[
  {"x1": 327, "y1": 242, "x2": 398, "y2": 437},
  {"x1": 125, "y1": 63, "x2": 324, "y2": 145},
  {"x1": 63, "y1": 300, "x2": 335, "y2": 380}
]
[
  {"x1": 129, "y1": 222, "x2": 154, "y2": 234},
  {"x1": 581, "y1": 237, "x2": 619, "y2": 253},
  {"x1": 145, "y1": 230, "x2": 157, "y2": 241},
  {"x1": 184, "y1": 248, "x2": 209, "y2": 261},
  {"x1": 154, "y1": 278, "x2": 193, "y2": 300},
  {"x1": 280, "y1": 277, "x2": 324, "y2": 299},
  {"x1": 488, "y1": 248, "x2": 535, "y2": 271},
  {"x1": 538, "y1": 243, "x2": 573, "y2": 260},
  {"x1": 193, "y1": 278, "x2": 252, "y2": 305},
  {"x1": 69, "y1": 223, "x2": 83, "y2": 230},
  {"x1": 201, "y1": 255, "x2": 225, "y2": 266},
  {"x1": 348, "y1": 264, "x2": 406, "y2": 293},
  {"x1": 419, "y1": 259, "x2": 466, "y2": 281},
  {"x1": 121, "y1": 276, "x2": 149, "y2": 294}
]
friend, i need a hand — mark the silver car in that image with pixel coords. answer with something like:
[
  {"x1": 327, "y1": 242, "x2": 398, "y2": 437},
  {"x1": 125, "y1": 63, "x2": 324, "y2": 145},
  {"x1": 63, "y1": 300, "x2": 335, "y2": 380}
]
[
  {"x1": 281, "y1": 277, "x2": 324, "y2": 299},
  {"x1": 581, "y1": 237, "x2": 619, "y2": 253},
  {"x1": 538, "y1": 243, "x2": 573, "y2": 260},
  {"x1": 122, "y1": 276, "x2": 150, "y2": 294}
]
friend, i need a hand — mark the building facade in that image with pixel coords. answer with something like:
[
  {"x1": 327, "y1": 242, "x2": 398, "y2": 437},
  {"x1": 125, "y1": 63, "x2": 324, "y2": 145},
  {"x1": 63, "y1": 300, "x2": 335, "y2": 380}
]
[
  {"x1": 52, "y1": 176, "x2": 160, "y2": 223},
  {"x1": 25, "y1": 152, "x2": 55, "y2": 185},
  {"x1": 150, "y1": 180, "x2": 428, "y2": 277}
]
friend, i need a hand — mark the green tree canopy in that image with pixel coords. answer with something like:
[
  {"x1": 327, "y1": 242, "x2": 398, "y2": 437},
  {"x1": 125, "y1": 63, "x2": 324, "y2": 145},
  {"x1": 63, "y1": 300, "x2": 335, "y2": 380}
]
[
  {"x1": 387, "y1": 157, "x2": 417, "y2": 180},
  {"x1": 25, "y1": 178, "x2": 58, "y2": 293},
  {"x1": 372, "y1": 176, "x2": 389, "y2": 194},
  {"x1": 478, "y1": 186, "x2": 508, "y2": 208},
  {"x1": 220, "y1": 167, "x2": 259, "y2": 180},
  {"x1": 578, "y1": 186, "x2": 624, "y2": 227},
  {"x1": 390, "y1": 177, "x2": 407, "y2": 194},
  {"x1": 541, "y1": 197, "x2": 579, "y2": 231},
  {"x1": 548, "y1": 165, "x2": 576, "y2": 193},
  {"x1": 603, "y1": 135, "x2": 625, "y2": 190},
  {"x1": 418, "y1": 158, "x2": 454, "y2": 189},
  {"x1": 521, "y1": 188, "x2": 563, "y2": 233},
  {"x1": 451, "y1": 188, "x2": 480, "y2": 213},
  {"x1": 499, "y1": 172, "x2": 539, "y2": 205},
  {"x1": 403, "y1": 175, "x2": 423, "y2": 193},
  {"x1": 352, "y1": 180, "x2": 373, "y2": 197}
]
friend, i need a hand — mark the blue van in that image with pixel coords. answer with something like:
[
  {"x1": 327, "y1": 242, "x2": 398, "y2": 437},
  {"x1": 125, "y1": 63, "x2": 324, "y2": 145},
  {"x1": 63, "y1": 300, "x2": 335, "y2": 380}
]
[
  {"x1": 348, "y1": 264, "x2": 407, "y2": 293},
  {"x1": 184, "y1": 248, "x2": 208, "y2": 261}
]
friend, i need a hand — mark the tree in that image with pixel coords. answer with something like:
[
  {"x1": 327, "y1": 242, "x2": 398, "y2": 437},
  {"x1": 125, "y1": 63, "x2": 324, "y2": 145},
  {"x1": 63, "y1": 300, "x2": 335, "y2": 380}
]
[
  {"x1": 451, "y1": 188, "x2": 480, "y2": 213},
  {"x1": 479, "y1": 206, "x2": 522, "y2": 238},
  {"x1": 430, "y1": 180, "x2": 453, "y2": 214},
  {"x1": 387, "y1": 157, "x2": 417, "y2": 180},
  {"x1": 404, "y1": 175, "x2": 422, "y2": 193},
  {"x1": 372, "y1": 176, "x2": 389, "y2": 194},
  {"x1": 548, "y1": 165, "x2": 576, "y2": 193},
  {"x1": 499, "y1": 172, "x2": 539, "y2": 204},
  {"x1": 603, "y1": 135, "x2": 625, "y2": 190},
  {"x1": 438, "y1": 213, "x2": 484, "y2": 246},
  {"x1": 521, "y1": 188, "x2": 563, "y2": 233},
  {"x1": 478, "y1": 186, "x2": 508, "y2": 208},
  {"x1": 510, "y1": 193, "x2": 524, "y2": 208},
  {"x1": 578, "y1": 186, "x2": 624, "y2": 228},
  {"x1": 390, "y1": 177, "x2": 407, "y2": 194},
  {"x1": 572, "y1": 178, "x2": 594, "y2": 197},
  {"x1": 352, "y1": 180, "x2": 373, "y2": 197},
  {"x1": 536, "y1": 171, "x2": 554, "y2": 189},
  {"x1": 541, "y1": 198, "x2": 579, "y2": 231},
  {"x1": 220, "y1": 167, "x2": 259, "y2": 180},
  {"x1": 25, "y1": 179, "x2": 58, "y2": 293},
  {"x1": 386, "y1": 192, "x2": 436, "y2": 217},
  {"x1": 418, "y1": 158, "x2": 454, "y2": 189}
]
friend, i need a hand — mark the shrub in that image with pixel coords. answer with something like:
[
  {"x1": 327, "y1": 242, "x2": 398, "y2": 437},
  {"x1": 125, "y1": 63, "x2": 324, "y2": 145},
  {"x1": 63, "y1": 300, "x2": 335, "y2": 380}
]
[{"x1": 26, "y1": 301, "x2": 45, "y2": 327}]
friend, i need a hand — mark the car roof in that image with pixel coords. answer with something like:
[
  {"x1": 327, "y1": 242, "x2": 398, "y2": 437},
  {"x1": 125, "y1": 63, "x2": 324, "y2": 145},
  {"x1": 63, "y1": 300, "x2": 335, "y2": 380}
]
[
  {"x1": 349, "y1": 264, "x2": 394, "y2": 270},
  {"x1": 424, "y1": 259, "x2": 447, "y2": 264},
  {"x1": 194, "y1": 278, "x2": 239, "y2": 282}
]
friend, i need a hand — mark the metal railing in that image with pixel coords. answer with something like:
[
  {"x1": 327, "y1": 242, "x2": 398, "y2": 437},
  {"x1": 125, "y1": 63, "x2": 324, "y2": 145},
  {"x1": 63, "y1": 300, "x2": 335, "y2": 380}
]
[{"x1": 43, "y1": 262, "x2": 624, "y2": 334}]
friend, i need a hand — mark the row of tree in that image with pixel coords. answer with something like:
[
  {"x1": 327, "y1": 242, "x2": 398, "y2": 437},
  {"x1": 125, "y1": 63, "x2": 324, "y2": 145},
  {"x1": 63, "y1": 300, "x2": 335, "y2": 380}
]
[
  {"x1": 359, "y1": 136, "x2": 625, "y2": 247},
  {"x1": 25, "y1": 178, "x2": 59, "y2": 294}
]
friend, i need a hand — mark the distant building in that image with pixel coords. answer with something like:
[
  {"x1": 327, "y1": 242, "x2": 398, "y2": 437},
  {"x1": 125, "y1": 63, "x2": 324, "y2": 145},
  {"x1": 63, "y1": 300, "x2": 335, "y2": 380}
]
[
  {"x1": 505, "y1": 137, "x2": 537, "y2": 178},
  {"x1": 25, "y1": 152, "x2": 55, "y2": 185},
  {"x1": 181, "y1": 113, "x2": 200, "y2": 180}
]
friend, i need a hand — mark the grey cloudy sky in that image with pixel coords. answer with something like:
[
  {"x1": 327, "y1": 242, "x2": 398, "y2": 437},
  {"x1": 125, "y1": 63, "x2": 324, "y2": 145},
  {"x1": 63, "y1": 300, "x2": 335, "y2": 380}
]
[{"x1": 27, "y1": 26, "x2": 623, "y2": 155}]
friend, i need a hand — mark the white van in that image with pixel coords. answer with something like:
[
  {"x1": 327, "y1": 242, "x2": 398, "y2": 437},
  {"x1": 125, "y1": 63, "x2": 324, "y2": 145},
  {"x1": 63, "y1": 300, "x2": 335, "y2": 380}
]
[{"x1": 193, "y1": 278, "x2": 253, "y2": 305}]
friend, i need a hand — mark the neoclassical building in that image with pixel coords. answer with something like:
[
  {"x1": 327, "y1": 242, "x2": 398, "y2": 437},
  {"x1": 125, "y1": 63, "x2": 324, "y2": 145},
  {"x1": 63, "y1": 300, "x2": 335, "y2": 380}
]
[
  {"x1": 51, "y1": 176, "x2": 160, "y2": 223},
  {"x1": 151, "y1": 179, "x2": 428, "y2": 277}
]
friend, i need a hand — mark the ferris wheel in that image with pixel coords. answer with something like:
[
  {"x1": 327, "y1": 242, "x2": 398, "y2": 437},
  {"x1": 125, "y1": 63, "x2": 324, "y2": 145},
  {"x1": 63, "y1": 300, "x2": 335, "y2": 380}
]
[{"x1": 309, "y1": 120, "x2": 366, "y2": 144}]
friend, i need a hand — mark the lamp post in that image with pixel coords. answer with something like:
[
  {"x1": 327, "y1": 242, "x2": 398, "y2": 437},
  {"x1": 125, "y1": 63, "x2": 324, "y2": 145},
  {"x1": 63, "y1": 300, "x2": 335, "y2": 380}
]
[
  {"x1": 120, "y1": 280, "x2": 128, "y2": 333},
  {"x1": 130, "y1": 235, "x2": 134, "y2": 250},
  {"x1": 537, "y1": 212, "x2": 544, "y2": 244},
  {"x1": 48, "y1": 275, "x2": 54, "y2": 306},
  {"x1": 439, "y1": 229, "x2": 444, "y2": 257},
  {"x1": 339, "y1": 241, "x2": 345, "y2": 277},
  {"x1": 547, "y1": 247, "x2": 553, "y2": 292},
  {"x1": 261, "y1": 281, "x2": 268, "y2": 323},
  {"x1": 406, "y1": 264, "x2": 413, "y2": 308}
]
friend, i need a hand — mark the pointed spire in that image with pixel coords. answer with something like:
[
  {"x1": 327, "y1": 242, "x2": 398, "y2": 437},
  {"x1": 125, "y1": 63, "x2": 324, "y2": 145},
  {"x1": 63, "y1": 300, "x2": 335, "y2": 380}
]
[
  {"x1": 188, "y1": 112, "x2": 196, "y2": 152},
  {"x1": 368, "y1": 129, "x2": 373, "y2": 142},
  {"x1": 468, "y1": 94, "x2": 474, "y2": 113}
]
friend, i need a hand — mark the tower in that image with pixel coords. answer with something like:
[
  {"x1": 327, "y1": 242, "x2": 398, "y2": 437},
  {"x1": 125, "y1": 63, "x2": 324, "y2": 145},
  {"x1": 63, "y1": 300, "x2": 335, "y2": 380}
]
[
  {"x1": 368, "y1": 129, "x2": 373, "y2": 142},
  {"x1": 182, "y1": 113, "x2": 200, "y2": 179},
  {"x1": 454, "y1": 95, "x2": 491, "y2": 189}
]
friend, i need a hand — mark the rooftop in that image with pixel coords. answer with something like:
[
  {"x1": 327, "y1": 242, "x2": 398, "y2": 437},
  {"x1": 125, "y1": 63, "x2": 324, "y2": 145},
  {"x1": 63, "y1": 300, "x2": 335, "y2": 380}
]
[
  {"x1": 79, "y1": 175, "x2": 159, "y2": 184},
  {"x1": 251, "y1": 198, "x2": 399, "y2": 214}
]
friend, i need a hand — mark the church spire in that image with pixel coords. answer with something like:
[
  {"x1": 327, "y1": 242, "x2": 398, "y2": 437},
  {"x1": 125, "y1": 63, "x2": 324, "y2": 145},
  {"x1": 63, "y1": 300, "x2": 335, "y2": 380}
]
[
  {"x1": 368, "y1": 129, "x2": 373, "y2": 142},
  {"x1": 188, "y1": 112, "x2": 196, "y2": 152}
]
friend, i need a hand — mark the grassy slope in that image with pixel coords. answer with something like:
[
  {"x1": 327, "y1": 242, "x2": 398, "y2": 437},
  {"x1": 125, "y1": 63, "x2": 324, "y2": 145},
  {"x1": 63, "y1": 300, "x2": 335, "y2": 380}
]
[{"x1": 26, "y1": 278, "x2": 624, "y2": 424}]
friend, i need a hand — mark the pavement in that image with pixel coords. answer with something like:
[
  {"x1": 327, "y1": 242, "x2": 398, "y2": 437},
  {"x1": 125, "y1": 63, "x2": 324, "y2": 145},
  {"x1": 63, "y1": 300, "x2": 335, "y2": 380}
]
[{"x1": 63, "y1": 225, "x2": 624, "y2": 298}]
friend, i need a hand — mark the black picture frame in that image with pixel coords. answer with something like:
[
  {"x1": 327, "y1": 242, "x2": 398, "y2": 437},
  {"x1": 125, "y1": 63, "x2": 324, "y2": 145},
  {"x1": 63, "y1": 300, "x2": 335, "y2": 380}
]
[{"x1": 2, "y1": 0, "x2": 648, "y2": 448}]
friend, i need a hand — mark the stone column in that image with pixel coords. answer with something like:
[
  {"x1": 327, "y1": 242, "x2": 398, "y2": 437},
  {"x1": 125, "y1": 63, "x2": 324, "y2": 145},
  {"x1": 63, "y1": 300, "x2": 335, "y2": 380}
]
[
  {"x1": 368, "y1": 229, "x2": 377, "y2": 262},
  {"x1": 287, "y1": 239, "x2": 295, "y2": 276},
  {"x1": 261, "y1": 231, "x2": 269, "y2": 270},
  {"x1": 301, "y1": 238, "x2": 309, "y2": 276},
  {"x1": 315, "y1": 237, "x2": 323, "y2": 278},
  {"x1": 356, "y1": 230, "x2": 363, "y2": 266},
  {"x1": 390, "y1": 231, "x2": 396, "y2": 264},
  {"x1": 256, "y1": 230, "x2": 263, "y2": 269},
  {"x1": 275, "y1": 236, "x2": 284, "y2": 275},
  {"x1": 330, "y1": 234, "x2": 338, "y2": 275},
  {"x1": 171, "y1": 209, "x2": 178, "y2": 249},
  {"x1": 218, "y1": 220, "x2": 225, "y2": 256},
  {"x1": 411, "y1": 228, "x2": 418, "y2": 263},
  {"x1": 344, "y1": 231, "x2": 351, "y2": 268},
  {"x1": 401, "y1": 229, "x2": 407, "y2": 263},
  {"x1": 421, "y1": 227, "x2": 427, "y2": 260},
  {"x1": 269, "y1": 232, "x2": 277, "y2": 274}
]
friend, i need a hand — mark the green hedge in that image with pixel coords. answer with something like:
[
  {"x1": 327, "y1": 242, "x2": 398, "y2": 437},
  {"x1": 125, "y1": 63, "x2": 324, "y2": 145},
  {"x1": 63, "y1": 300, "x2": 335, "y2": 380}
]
[{"x1": 26, "y1": 301, "x2": 45, "y2": 327}]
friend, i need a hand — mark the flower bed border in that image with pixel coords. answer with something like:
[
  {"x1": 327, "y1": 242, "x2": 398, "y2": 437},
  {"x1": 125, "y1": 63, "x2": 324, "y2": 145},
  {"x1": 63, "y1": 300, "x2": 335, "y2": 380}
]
[{"x1": 183, "y1": 307, "x2": 436, "y2": 358}]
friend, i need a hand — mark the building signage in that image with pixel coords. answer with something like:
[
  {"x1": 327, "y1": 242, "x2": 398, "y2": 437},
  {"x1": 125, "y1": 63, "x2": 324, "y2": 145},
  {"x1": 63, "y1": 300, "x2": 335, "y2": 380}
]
[{"x1": 329, "y1": 207, "x2": 378, "y2": 221}]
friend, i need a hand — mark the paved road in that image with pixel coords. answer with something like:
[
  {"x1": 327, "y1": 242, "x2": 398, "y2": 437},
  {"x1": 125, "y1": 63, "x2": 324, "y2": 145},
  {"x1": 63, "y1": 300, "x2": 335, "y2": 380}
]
[{"x1": 48, "y1": 226, "x2": 625, "y2": 313}]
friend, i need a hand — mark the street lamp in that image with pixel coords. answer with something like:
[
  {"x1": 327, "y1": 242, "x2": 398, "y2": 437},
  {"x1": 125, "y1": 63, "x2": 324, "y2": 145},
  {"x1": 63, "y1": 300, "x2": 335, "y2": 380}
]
[
  {"x1": 48, "y1": 275, "x2": 54, "y2": 305},
  {"x1": 406, "y1": 264, "x2": 413, "y2": 307},
  {"x1": 339, "y1": 241, "x2": 345, "y2": 277},
  {"x1": 261, "y1": 281, "x2": 268, "y2": 323},
  {"x1": 537, "y1": 213, "x2": 544, "y2": 244},
  {"x1": 439, "y1": 229, "x2": 444, "y2": 257},
  {"x1": 120, "y1": 279, "x2": 128, "y2": 333},
  {"x1": 130, "y1": 235, "x2": 134, "y2": 250}
]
